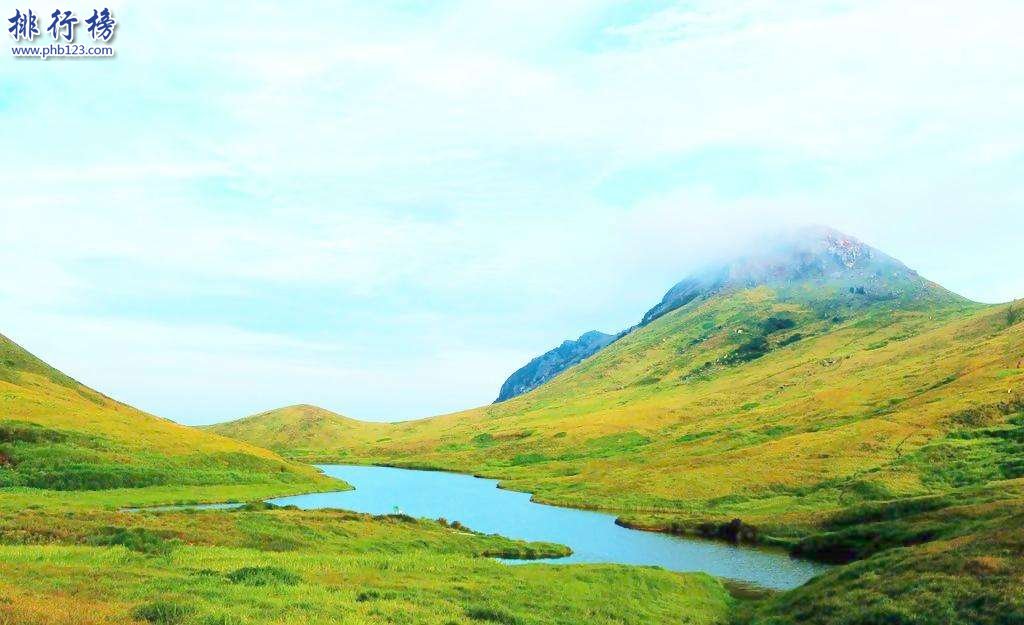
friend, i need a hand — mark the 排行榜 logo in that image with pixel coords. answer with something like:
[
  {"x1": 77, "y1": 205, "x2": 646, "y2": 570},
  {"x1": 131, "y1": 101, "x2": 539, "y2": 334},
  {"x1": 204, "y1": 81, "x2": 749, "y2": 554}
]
[{"x1": 9, "y1": 7, "x2": 117, "y2": 59}]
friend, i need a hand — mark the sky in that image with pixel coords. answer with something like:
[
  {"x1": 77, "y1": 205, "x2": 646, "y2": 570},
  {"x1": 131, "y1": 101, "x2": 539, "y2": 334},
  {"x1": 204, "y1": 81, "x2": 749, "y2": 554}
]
[{"x1": 1, "y1": 1, "x2": 1022, "y2": 424}]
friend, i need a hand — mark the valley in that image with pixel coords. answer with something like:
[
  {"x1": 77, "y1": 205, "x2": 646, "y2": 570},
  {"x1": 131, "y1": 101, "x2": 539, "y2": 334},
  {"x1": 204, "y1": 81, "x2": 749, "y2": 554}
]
[
  {"x1": 3, "y1": 228, "x2": 1022, "y2": 624},
  {"x1": 0, "y1": 333, "x2": 733, "y2": 625},
  {"x1": 209, "y1": 229, "x2": 1024, "y2": 624}
]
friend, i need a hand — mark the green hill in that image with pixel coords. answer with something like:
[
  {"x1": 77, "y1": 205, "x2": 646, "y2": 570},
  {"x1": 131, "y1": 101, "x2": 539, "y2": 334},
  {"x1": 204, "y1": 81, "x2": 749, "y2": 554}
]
[
  {"x1": 0, "y1": 335, "x2": 730, "y2": 625},
  {"x1": 0, "y1": 332, "x2": 330, "y2": 504},
  {"x1": 207, "y1": 228, "x2": 1024, "y2": 624},
  {"x1": 213, "y1": 229, "x2": 1024, "y2": 528},
  {"x1": 206, "y1": 404, "x2": 388, "y2": 461}
]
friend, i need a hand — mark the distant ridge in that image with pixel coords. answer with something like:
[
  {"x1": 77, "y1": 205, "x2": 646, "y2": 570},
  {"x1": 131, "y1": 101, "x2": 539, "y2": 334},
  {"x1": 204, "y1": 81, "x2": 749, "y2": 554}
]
[
  {"x1": 206, "y1": 404, "x2": 386, "y2": 457},
  {"x1": 495, "y1": 331, "x2": 616, "y2": 402}
]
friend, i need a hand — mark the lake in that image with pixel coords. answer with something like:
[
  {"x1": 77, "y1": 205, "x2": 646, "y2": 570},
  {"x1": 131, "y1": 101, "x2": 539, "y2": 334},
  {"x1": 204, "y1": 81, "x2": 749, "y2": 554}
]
[{"x1": 268, "y1": 464, "x2": 828, "y2": 590}]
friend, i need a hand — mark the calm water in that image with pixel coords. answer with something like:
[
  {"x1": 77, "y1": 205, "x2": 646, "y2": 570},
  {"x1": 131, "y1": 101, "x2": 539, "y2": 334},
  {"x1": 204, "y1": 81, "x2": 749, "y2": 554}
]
[{"x1": 268, "y1": 464, "x2": 828, "y2": 590}]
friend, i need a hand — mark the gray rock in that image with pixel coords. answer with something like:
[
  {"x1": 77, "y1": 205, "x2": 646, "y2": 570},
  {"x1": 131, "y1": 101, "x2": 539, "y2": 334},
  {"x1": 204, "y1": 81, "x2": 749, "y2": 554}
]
[{"x1": 494, "y1": 331, "x2": 616, "y2": 402}]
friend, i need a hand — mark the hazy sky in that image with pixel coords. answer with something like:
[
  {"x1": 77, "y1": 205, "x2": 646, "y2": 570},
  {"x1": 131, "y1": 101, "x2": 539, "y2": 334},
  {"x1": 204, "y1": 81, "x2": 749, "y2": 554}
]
[{"x1": 2, "y1": 1, "x2": 1022, "y2": 424}]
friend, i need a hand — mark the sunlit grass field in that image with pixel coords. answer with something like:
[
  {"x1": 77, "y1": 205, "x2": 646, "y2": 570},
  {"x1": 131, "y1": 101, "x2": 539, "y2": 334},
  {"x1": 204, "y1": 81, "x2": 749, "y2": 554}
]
[
  {"x1": 208, "y1": 289, "x2": 1024, "y2": 624},
  {"x1": 0, "y1": 504, "x2": 731, "y2": 625},
  {"x1": 0, "y1": 333, "x2": 329, "y2": 493},
  {"x1": 0, "y1": 332, "x2": 733, "y2": 625}
]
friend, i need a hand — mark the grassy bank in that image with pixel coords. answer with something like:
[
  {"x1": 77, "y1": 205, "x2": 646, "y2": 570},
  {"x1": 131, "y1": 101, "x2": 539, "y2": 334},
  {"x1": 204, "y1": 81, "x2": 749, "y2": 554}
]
[{"x1": 0, "y1": 505, "x2": 732, "y2": 625}]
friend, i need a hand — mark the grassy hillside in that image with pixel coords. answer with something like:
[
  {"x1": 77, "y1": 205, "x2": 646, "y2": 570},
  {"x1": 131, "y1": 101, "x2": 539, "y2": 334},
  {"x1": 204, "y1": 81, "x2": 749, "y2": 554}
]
[
  {"x1": 210, "y1": 291, "x2": 1024, "y2": 624},
  {"x1": 0, "y1": 333, "x2": 331, "y2": 500},
  {"x1": 0, "y1": 335, "x2": 734, "y2": 625},
  {"x1": 206, "y1": 404, "x2": 388, "y2": 462},
  {"x1": 736, "y1": 477, "x2": 1024, "y2": 624},
  {"x1": 216, "y1": 291, "x2": 1024, "y2": 527}
]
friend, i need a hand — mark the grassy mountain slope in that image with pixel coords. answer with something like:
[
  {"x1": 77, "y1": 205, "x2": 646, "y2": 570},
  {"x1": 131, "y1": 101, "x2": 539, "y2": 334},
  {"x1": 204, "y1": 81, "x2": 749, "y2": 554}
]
[
  {"x1": 736, "y1": 476, "x2": 1024, "y2": 624},
  {"x1": 0, "y1": 333, "x2": 330, "y2": 499},
  {"x1": 222, "y1": 291, "x2": 1023, "y2": 528},
  {"x1": 0, "y1": 338, "x2": 731, "y2": 625},
  {"x1": 209, "y1": 289, "x2": 1024, "y2": 625}
]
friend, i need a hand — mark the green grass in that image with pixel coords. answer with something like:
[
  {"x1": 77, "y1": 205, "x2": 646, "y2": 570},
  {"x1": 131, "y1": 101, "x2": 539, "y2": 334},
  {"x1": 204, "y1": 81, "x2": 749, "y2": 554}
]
[
  {"x1": 208, "y1": 291, "x2": 1024, "y2": 624},
  {"x1": 0, "y1": 333, "x2": 331, "y2": 500},
  {"x1": 215, "y1": 291, "x2": 1023, "y2": 528},
  {"x1": 6, "y1": 286, "x2": 1024, "y2": 625},
  {"x1": 0, "y1": 506, "x2": 731, "y2": 625}
]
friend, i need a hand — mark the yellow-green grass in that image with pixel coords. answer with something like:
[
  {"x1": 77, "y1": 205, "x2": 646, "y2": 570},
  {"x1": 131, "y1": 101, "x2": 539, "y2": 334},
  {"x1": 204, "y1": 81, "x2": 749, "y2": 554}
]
[
  {"x1": 0, "y1": 506, "x2": 731, "y2": 625},
  {"x1": 212, "y1": 291, "x2": 1024, "y2": 530},
  {"x1": 0, "y1": 333, "x2": 731, "y2": 625},
  {"x1": 735, "y1": 478, "x2": 1024, "y2": 624},
  {"x1": 203, "y1": 404, "x2": 389, "y2": 458},
  {"x1": 0, "y1": 333, "x2": 334, "y2": 496}
]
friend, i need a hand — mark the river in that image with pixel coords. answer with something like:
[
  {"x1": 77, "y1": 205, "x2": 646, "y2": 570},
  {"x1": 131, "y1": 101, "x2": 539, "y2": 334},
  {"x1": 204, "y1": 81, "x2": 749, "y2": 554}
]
[{"x1": 267, "y1": 464, "x2": 828, "y2": 590}]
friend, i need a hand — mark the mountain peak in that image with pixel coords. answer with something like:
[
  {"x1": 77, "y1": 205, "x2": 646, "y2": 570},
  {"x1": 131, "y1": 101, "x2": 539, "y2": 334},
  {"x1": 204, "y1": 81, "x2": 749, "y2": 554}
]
[
  {"x1": 640, "y1": 225, "x2": 955, "y2": 325},
  {"x1": 495, "y1": 226, "x2": 967, "y2": 401}
]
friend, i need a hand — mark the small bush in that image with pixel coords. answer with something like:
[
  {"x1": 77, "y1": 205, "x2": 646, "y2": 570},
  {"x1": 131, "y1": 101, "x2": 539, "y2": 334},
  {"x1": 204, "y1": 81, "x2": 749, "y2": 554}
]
[
  {"x1": 356, "y1": 588, "x2": 398, "y2": 602},
  {"x1": 762, "y1": 316, "x2": 796, "y2": 333},
  {"x1": 472, "y1": 433, "x2": 496, "y2": 447},
  {"x1": 1007, "y1": 304, "x2": 1021, "y2": 326},
  {"x1": 133, "y1": 601, "x2": 194, "y2": 624},
  {"x1": 778, "y1": 332, "x2": 803, "y2": 347},
  {"x1": 792, "y1": 521, "x2": 943, "y2": 564},
  {"x1": 465, "y1": 605, "x2": 522, "y2": 625},
  {"x1": 87, "y1": 526, "x2": 176, "y2": 555},
  {"x1": 724, "y1": 336, "x2": 769, "y2": 364},
  {"x1": 510, "y1": 453, "x2": 547, "y2": 465},
  {"x1": 0, "y1": 422, "x2": 67, "y2": 444},
  {"x1": 226, "y1": 566, "x2": 300, "y2": 586}
]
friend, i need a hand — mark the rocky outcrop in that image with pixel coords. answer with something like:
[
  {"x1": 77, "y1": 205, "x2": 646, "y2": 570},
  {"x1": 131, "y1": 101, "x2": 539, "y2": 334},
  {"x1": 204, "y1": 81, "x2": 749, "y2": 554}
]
[{"x1": 494, "y1": 331, "x2": 616, "y2": 402}]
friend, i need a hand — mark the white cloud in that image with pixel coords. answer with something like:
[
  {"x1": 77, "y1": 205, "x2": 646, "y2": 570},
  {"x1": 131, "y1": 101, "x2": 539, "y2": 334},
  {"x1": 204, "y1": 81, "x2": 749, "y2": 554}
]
[{"x1": 1, "y1": 0, "x2": 1021, "y2": 421}]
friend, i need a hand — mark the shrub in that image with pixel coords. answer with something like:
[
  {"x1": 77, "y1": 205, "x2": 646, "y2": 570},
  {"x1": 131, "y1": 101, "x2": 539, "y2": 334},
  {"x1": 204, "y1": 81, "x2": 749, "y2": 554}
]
[
  {"x1": 132, "y1": 601, "x2": 194, "y2": 624},
  {"x1": 472, "y1": 433, "x2": 496, "y2": 447},
  {"x1": 1008, "y1": 305, "x2": 1021, "y2": 327},
  {"x1": 87, "y1": 526, "x2": 176, "y2": 555},
  {"x1": 226, "y1": 566, "x2": 300, "y2": 586},
  {"x1": 696, "y1": 518, "x2": 758, "y2": 545},
  {"x1": 778, "y1": 332, "x2": 803, "y2": 347},
  {"x1": 356, "y1": 589, "x2": 397, "y2": 602},
  {"x1": 762, "y1": 316, "x2": 797, "y2": 333},
  {"x1": 791, "y1": 521, "x2": 944, "y2": 564},
  {"x1": 725, "y1": 336, "x2": 769, "y2": 364},
  {"x1": 465, "y1": 605, "x2": 522, "y2": 625}
]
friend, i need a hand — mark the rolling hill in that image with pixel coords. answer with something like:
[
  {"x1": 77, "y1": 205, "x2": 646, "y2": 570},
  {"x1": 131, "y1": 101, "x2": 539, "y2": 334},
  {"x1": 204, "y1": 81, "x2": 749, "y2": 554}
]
[
  {"x1": 206, "y1": 404, "x2": 388, "y2": 461},
  {"x1": 183, "y1": 226, "x2": 1024, "y2": 624},
  {"x1": 0, "y1": 332, "x2": 329, "y2": 500},
  {"x1": 211, "y1": 227, "x2": 1024, "y2": 528}
]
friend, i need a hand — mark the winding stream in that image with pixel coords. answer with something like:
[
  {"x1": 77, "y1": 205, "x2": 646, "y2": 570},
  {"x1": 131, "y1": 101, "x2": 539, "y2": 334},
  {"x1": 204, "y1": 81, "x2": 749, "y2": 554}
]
[{"x1": 267, "y1": 464, "x2": 828, "y2": 590}]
